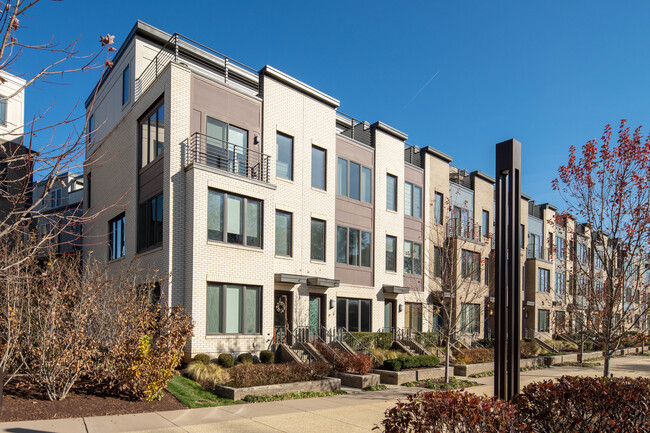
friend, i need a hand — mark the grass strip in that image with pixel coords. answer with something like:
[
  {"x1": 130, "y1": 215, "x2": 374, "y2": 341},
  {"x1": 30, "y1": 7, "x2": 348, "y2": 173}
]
[{"x1": 166, "y1": 375, "x2": 242, "y2": 408}]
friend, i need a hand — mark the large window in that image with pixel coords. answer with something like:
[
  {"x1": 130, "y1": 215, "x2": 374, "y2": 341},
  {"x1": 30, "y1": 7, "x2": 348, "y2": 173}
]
[
  {"x1": 275, "y1": 210, "x2": 292, "y2": 256},
  {"x1": 386, "y1": 235, "x2": 397, "y2": 272},
  {"x1": 556, "y1": 236, "x2": 566, "y2": 259},
  {"x1": 577, "y1": 242, "x2": 589, "y2": 264},
  {"x1": 404, "y1": 241, "x2": 421, "y2": 275},
  {"x1": 276, "y1": 132, "x2": 293, "y2": 180},
  {"x1": 138, "y1": 193, "x2": 163, "y2": 251},
  {"x1": 336, "y1": 297, "x2": 371, "y2": 332},
  {"x1": 206, "y1": 117, "x2": 248, "y2": 176},
  {"x1": 336, "y1": 157, "x2": 371, "y2": 203},
  {"x1": 538, "y1": 309, "x2": 550, "y2": 333},
  {"x1": 109, "y1": 213, "x2": 125, "y2": 260},
  {"x1": 452, "y1": 206, "x2": 472, "y2": 238},
  {"x1": 386, "y1": 174, "x2": 397, "y2": 211},
  {"x1": 208, "y1": 190, "x2": 262, "y2": 248},
  {"x1": 555, "y1": 272, "x2": 566, "y2": 301},
  {"x1": 538, "y1": 268, "x2": 550, "y2": 292},
  {"x1": 140, "y1": 101, "x2": 165, "y2": 167},
  {"x1": 460, "y1": 303, "x2": 480, "y2": 333},
  {"x1": 520, "y1": 224, "x2": 525, "y2": 249},
  {"x1": 482, "y1": 210, "x2": 489, "y2": 238},
  {"x1": 122, "y1": 64, "x2": 130, "y2": 105},
  {"x1": 434, "y1": 246, "x2": 442, "y2": 278},
  {"x1": 404, "y1": 182, "x2": 422, "y2": 218},
  {"x1": 461, "y1": 250, "x2": 480, "y2": 281},
  {"x1": 434, "y1": 192, "x2": 444, "y2": 224},
  {"x1": 50, "y1": 188, "x2": 62, "y2": 208},
  {"x1": 311, "y1": 146, "x2": 326, "y2": 190},
  {"x1": 336, "y1": 226, "x2": 371, "y2": 267},
  {"x1": 206, "y1": 283, "x2": 261, "y2": 334},
  {"x1": 310, "y1": 218, "x2": 326, "y2": 261},
  {"x1": 88, "y1": 114, "x2": 94, "y2": 144}
]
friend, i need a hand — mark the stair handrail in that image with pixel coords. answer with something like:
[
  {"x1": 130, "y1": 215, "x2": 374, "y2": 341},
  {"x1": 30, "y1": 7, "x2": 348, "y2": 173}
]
[
  {"x1": 335, "y1": 327, "x2": 378, "y2": 364},
  {"x1": 283, "y1": 327, "x2": 316, "y2": 363},
  {"x1": 295, "y1": 326, "x2": 343, "y2": 363}
]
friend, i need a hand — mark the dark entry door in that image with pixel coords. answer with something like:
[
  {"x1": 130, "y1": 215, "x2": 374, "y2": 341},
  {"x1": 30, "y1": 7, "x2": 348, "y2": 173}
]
[{"x1": 274, "y1": 292, "x2": 292, "y2": 343}]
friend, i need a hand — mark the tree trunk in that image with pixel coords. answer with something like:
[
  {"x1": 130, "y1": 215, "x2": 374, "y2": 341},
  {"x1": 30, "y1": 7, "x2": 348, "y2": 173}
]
[
  {"x1": 603, "y1": 342, "x2": 611, "y2": 378},
  {"x1": 580, "y1": 340, "x2": 584, "y2": 363},
  {"x1": 445, "y1": 337, "x2": 451, "y2": 383}
]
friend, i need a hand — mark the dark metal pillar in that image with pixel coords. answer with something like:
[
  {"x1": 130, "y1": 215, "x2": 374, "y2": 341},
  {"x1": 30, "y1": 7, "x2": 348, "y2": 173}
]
[{"x1": 494, "y1": 139, "x2": 521, "y2": 401}]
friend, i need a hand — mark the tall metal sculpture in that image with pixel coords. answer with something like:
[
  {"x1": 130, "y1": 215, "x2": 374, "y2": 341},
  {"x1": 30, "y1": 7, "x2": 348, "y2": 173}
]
[{"x1": 494, "y1": 139, "x2": 521, "y2": 401}]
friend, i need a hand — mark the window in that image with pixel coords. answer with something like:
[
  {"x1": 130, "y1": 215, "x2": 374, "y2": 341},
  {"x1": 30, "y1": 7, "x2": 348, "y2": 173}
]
[
  {"x1": 555, "y1": 272, "x2": 566, "y2": 300},
  {"x1": 538, "y1": 268, "x2": 550, "y2": 292},
  {"x1": 461, "y1": 250, "x2": 480, "y2": 281},
  {"x1": 434, "y1": 192, "x2": 444, "y2": 224},
  {"x1": 460, "y1": 303, "x2": 480, "y2": 333},
  {"x1": 206, "y1": 283, "x2": 261, "y2": 334},
  {"x1": 0, "y1": 95, "x2": 6, "y2": 126},
  {"x1": 276, "y1": 133, "x2": 293, "y2": 180},
  {"x1": 275, "y1": 210, "x2": 292, "y2": 256},
  {"x1": 452, "y1": 206, "x2": 472, "y2": 238},
  {"x1": 528, "y1": 233, "x2": 541, "y2": 258},
  {"x1": 482, "y1": 210, "x2": 489, "y2": 239},
  {"x1": 336, "y1": 297, "x2": 371, "y2": 332},
  {"x1": 336, "y1": 157, "x2": 371, "y2": 203},
  {"x1": 122, "y1": 64, "x2": 130, "y2": 105},
  {"x1": 434, "y1": 246, "x2": 442, "y2": 278},
  {"x1": 386, "y1": 235, "x2": 397, "y2": 272},
  {"x1": 311, "y1": 146, "x2": 326, "y2": 190},
  {"x1": 311, "y1": 218, "x2": 326, "y2": 261},
  {"x1": 577, "y1": 243, "x2": 589, "y2": 264},
  {"x1": 336, "y1": 225, "x2": 371, "y2": 267},
  {"x1": 404, "y1": 182, "x2": 422, "y2": 218},
  {"x1": 50, "y1": 188, "x2": 62, "y2": 207},
  {"x1": 140, "y1": 101, "x2": 165, "y2": 167},
  {"x1": 520, "y1": 224, "x2": 525, "y2": 249},
  {"x1": 404, "y1": 241, "x2": 421, "y2": 275},
  {"x1": 405, "y1": 303, "x2": 423, "y2": 332},
  {"x1": 208, "y1": 190, "x2": 262, "y2": 248},
  {"x1": 88, "y1": 114, "x2": 94, "y2": 144},
  {"x1": 109, "y1": 213, "x2": 125, "y2": 260},
  {"x1": 538, "y1": 309, "x2": 550, "y2": 332},
  {"x1": 138, "y1": 193, "x2": 163, "y2": 251},
  {"x1": 556, "y1": 236, "x2": 566, "y2": 259},
  {"x1": 205, "y1": 117, "x2": 248, "y2": 176},
  {"x1": 386, "y1": 174, "x2": 397, "y2": 211},
  {"x1": 86, "y1": 172, "x2": 92, "y2": 208}
]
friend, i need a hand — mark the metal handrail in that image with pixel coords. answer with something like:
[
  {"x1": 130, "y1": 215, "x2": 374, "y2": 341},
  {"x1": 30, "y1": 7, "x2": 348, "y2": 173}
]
[
  {"x1": 294, "y1": 326, "x2": 343, "y2": 363},
  {"x1": 188, "y1": 132, "x2": 270, "y2": 183},
  {"x1": 283, "y1": 327, "x2": 316, "y2": 363},
  {"x1": 334, "y1": 327, "x2": 378, "y2": 364}
]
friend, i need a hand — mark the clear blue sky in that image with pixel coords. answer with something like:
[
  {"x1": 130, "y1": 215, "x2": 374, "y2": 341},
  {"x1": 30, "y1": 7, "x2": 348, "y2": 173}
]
[{"x1": 14, "y1": 0, "x2": 650, "y2": 207}]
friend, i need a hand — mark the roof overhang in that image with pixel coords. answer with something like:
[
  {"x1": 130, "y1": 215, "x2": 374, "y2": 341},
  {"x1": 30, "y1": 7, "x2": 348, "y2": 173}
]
[
  {"x1": 274, "y1": 273, "x2": 307, "y2": 284},
  {"x1": 306, "y1": 277, "x2": 339, "y2": 288},
  {"x1": 382, "y1": 285, "x2": 409, "y2": 294}
]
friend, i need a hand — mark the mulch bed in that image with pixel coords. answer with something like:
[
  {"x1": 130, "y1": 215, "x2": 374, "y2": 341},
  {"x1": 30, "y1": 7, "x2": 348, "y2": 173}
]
[{"x1": 0, "y1": 379, "x2": 186, "y2": 422}]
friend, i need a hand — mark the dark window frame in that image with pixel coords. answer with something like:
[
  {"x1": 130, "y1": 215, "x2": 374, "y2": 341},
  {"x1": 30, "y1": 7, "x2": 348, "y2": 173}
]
[
  {"x1": 207, "y1": 189, "x2": 263, "y2": 248},
  {"x1": 206, "y1": 282, "x2": 262, "y2": 335},
  {"x1": 109, "y1": 213, "x2": 126, "y2": 261},
  {"x1": 386, "y1": 174, "x2": 397, "y2": 211},
  {"x1": 275, "y1": 210, "x2": 293, "y2": 257},
  {"x1": 137, "y1": 193, "x2": 163, "y2": 252},
  {"x1": 311, "y1": 145, "x2": 327, "y2": 190},
  {"x1": 386, "y1": 235, "x2": 397, "y2": 272},
  {"x1": 139, "y1": 98, "x2": 165, "y2": 168},
  {"x1": 276, "y1": 132, "x2": 294, "y2": 181},
  {"x1": 404, "y1": 240, "x2": 422, "y2": 275},
  {"x1": 310, "y1": 218, "x2": 326, "y2": 261},
  {"x1": 336, "y1": 297, "x2": 372, "y2": 332},
  {"x1": 336, "y1": 225, "x2": 371, "y2": 267}
]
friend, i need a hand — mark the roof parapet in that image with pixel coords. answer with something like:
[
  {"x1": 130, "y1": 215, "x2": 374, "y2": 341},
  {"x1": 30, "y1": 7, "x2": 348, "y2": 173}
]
[
  {"x1": 261, "y1": 65, "x2": 340, "y2": 108},
  {"x1": 371, "y1": 121, "x2": 408, "y2": 141}
]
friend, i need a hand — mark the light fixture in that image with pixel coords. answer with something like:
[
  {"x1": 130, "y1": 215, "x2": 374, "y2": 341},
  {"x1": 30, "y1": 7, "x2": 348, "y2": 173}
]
[
  {"x1": 501, "y1": 169, "x2": 510, "y2": 175},
  {"x1": 329, "y1": 299, "x2": 335, "y2": 309},
  {"x1": 254, "y1": 135, "x2": 260, "y2": 145},
  {"x1": 398, "y1": 304, "x2": 403, "y2": 313}
]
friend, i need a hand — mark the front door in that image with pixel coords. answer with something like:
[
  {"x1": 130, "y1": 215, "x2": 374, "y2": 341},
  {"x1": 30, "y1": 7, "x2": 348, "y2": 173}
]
[
  {"x1": 274, "y1": 292, "x2": 292, "y2": 344},
  {"x1": 384, "y1": 300, "x2": 395, "y2": 331},
  {"x1": 309, "y1": 295, "x2": 323, "y2": 339}
]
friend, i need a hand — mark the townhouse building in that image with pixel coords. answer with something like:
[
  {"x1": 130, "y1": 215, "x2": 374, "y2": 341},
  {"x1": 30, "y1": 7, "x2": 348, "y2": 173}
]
[{"x1": 83, "y1": 21, "x2": 646, "y2": 358}]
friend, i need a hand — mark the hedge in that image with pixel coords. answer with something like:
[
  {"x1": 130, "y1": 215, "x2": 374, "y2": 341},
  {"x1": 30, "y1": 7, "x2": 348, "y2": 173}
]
[
  {"x1": 382, "y1": 355, "x2": 440, "y2": 371},
  {"x1": 348, "y1": 332, "x2": 393, "y2": 349}
]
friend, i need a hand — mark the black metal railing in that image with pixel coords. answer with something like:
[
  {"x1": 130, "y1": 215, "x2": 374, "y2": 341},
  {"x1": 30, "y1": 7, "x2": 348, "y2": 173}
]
[
  {"x1": 188, "y1": 133, "x2": 270, "y2": 183},
  {"x1": 448, "y1": 219, "x2": 487, "y2": 244}
]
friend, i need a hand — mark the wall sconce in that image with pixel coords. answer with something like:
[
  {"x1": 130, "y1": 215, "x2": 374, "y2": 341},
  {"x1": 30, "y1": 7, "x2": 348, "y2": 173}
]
[
  {"x1": 254, "y1": 135, "x2": 260, "y2": 145},
  {"x1": 329, "y1": 299, "x2": 335, "y2": 309},
  {"x1": 398, "y1": 304, "x2": 403, "y2": 313}
]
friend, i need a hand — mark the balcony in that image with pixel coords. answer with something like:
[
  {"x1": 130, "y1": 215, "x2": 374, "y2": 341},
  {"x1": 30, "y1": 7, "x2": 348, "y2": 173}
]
[
  {"x1": 188, "y1": 133, "x2": 270, "y2": 183},
  {"x1": 448, "y1": 219, "x2": 487, "y2": 244},
  {"x1": 526, "y1": 244, "x2": 548, "y2": 261}
]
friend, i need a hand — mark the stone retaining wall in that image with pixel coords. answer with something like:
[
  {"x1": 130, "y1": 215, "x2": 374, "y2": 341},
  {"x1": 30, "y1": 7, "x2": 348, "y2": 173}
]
[
  {"x1": 372, "y1": 367, "x2": 445, "y2": 385},
  {"x1": 213, "y1": 377, "x2": 341, "y2": 401},
  {"x1": 332, "y1": 372, "x2": 380, "y2": 388}
]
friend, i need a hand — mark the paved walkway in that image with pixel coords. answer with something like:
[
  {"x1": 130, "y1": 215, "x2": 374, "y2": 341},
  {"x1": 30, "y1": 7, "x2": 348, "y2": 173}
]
[{"x1": 2, "y1": 355, "x2": 648, "y2": 433}]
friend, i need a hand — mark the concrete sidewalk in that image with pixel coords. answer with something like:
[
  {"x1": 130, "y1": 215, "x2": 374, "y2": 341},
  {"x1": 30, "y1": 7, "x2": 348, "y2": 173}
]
[{"x1": 1, "y1": 355, "x2": 648, "y2": 433}]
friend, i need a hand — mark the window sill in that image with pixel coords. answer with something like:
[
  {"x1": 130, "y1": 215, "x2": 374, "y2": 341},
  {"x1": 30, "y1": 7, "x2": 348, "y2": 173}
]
[
  {"x1": 386, "y1": 208, "x2": 398, "y2": 214},
  {"x1": 311, "y1": 186, "x2": 328, "y2": 194},
  {"x1": 310, "y1": 259, "x2": 326, "y2": 265},
  {"x1": 275, "y1": 254, "x2": 293, "y2": 260}
]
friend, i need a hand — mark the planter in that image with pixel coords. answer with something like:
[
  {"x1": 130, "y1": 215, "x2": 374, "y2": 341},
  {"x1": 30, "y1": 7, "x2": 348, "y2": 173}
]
[
  {"x1": 213, "y1": 377, "x2": 341, "y2": 401},
  {"x1": 452, "y1": 362, "x2": 493, "y2": 377},
  {"x1": 543, "y1": 353, "x2": 579, "y2": 365},
  {"x1": 578, "y1": 351, "x2": 602, "y2": 362},
  {"x1": 332, "y1": 371, "x2": 380, "y2": 388},
  {"x1": 519, "y1": 357, "x2": 546, "y2": 368},
  {"x1": 621, "y1": 347, "x2": 639, "y2": 355},
  {"x1": 373, "y1": 367, "x2": 444, "y2": 385}
]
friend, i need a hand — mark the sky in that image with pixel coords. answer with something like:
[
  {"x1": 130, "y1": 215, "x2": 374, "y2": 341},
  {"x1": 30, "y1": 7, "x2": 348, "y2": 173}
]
[{"x1": 12, "y1": 0, "x2": 650, "y2": 207}]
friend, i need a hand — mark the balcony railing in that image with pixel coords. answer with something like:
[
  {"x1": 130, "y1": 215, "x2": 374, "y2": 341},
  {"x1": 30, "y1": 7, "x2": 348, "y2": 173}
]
[
  {"x1": 448, "y1": 219, "x2": 487, "y2": 244},
  {"x1": 526, "y1": 244, "x2": 548, "y2": 260},
  {"x1": 188, "y1": 133, "x2": 270, "y2": 183}
]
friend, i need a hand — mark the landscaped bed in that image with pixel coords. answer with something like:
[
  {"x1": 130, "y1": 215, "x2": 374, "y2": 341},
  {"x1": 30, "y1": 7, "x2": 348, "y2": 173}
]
[{"x1": 402, "y1": 377, "x2": 479, "y2": 390}]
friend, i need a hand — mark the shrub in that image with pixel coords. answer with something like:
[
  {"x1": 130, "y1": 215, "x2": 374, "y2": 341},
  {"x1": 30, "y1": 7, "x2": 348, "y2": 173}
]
[
  {"x1": 217, "y1": 354, "x2": 235, "y2": 368},
  {"x1": 237, "y1": 353, "x2": 254, "y2": 365},
  {"x1": 381, "y1": 390, "x2": 520, "y2": 432},
  {"x1": 455, "y1": 348, "x2": 494, "y2": 364},
  {"x1": 226, "y1": 362, "x2": 331, "y2": 388},
  {"x1": 521, "y1": 340, "x2": 542, "y2": 358},
  {"x1": 183, "y1": 361, "x2": 230, "y2": 387},
  {"x1": 381, "y1": 355, "x2": 440, "y2": 371},
  {"x1": 259, "y1": 350, "x2": 275, "y2": 364},
  {"x1": 515, "y1": 376, "x2": 650, "y2": 432},
  {"x1": 349, "y1": 332, "x2": 393, "y2": 349},
  {"x1": 313, "y1": 341, "x2": 374, "y2": 374},
  {"x1": 476, "y1": 338, "x2": 495, "y2": 348},
  {"x1": 583, "y1": 341, "x2": 594, "y2": 351},
  {"x1": 370, "y1": 348, "x2": 406, "y2": 364},
  {"x1": 192, "y1": 354, "x2": 211, "y2": 365}
]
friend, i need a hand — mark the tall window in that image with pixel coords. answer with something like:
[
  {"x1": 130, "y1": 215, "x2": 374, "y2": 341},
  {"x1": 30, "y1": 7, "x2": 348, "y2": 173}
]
[
  {"x1": 88, "y1": 114, "x2": 94, "y2": 144},
  {"x1": 460, "y1": 303, "x2": 480, "y2": 333},
  {"x1": 49, "y1": 188, "x2": 62, "y2": 207},
  {"x1": 336, "y1": 298, "x2": 371, "y2": 332},
  {"x1": 122, "y1": 64, "x2": 130, "y2": 105},
  {"x1": 138, "y1": 193, "x2": 163, "y2": 251},
  {"x1": 461, "y1": 250, "x2": 480, "y2": 281},
  {"x1": 386, "y1": 235, "x2": 397, "y2": 272},
  {"x1": 0, "y1": 95, "x2": 6, "y2": 126},
  {"x1": 434, "y1": 246, "x2": 442, "y2": 278},
  {"x1": 109, "y1": 213, "x2": 125, "y2": 260},
  {"x1": 336, "y1": 226, "x2": 371, "y2": 267},
  {"x1": 556, "y1": 236, "x2": 566, "y2": 259},
  {"x1": 206, "y1": 283, "x2": 261, "y2": 334},
  {"x1": 386, "y1": 174, "x2": 397, "y2": 211},
  {"x1": 275, "y1": 210, "x2": 292, "y2": 256},
  {"x1": 311, "y1": 146, "x2": 326, "y2": 190},
  {"x1": 206, "y1": 117, "x2": 248, "y2": 176},
  {"x1": 452, "y1": 206, "x2": 472, "y2": 238},
  {"x1": 140, "y1": 101, "x2": 165, "y2": 167},
  {"x1": 520, "y1": 224, "x2": 525, "y2": 249},
  {"x1": 434, "y1": 192, "x2": 444, "y2": 224},
  {"x1": 555, "y1": 272, "x2": 566, "y2": 301},
  {"x1": 404, "y1": 241, "x2": 422, "y2": 275},
  {"x1": 482, "y1": 210, "x2": 489, "y2": 238},
  {"x1": 276, "y1": 132, "x2": 293, "y2": 180},
  {"x1": 404, "y1": 182, "x2": 422, "y2": 218},
  {"x1": 336, "y1": 157, "x2": 371, "y2": 203},
  {"x1": 310, "y1": 218, "x2": 326, "y2": 261},
  {"x1": 405, "y1": 303, "x2": 423, "y2": 331},
  {"x1": 538, "y1": 268, "x2": 550, "y2": 292},
  {"x1": 208, "y1": 190, "x2": 262, "y2": 247},
  {"x1": 538, "y1": 309, "x2": 550, "y2": 332}
]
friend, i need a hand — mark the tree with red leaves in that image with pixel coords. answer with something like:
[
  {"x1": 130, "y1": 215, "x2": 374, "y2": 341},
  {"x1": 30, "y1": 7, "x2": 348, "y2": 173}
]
[{"x1": 553, "y1": 120, "x2": 650, "y2": 377}]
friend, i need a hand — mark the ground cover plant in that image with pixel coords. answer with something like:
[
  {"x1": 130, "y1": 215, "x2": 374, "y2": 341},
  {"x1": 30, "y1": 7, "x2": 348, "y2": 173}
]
[
  {"x1": 402, "y1": 377, "x2": 479, "y2": 390},
  {"x1": 469, "y1": 364, "x2": 550, "y2": 378},
  {"x1": 242, "y1": 390, "x2": 346, "y2": 403}
]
